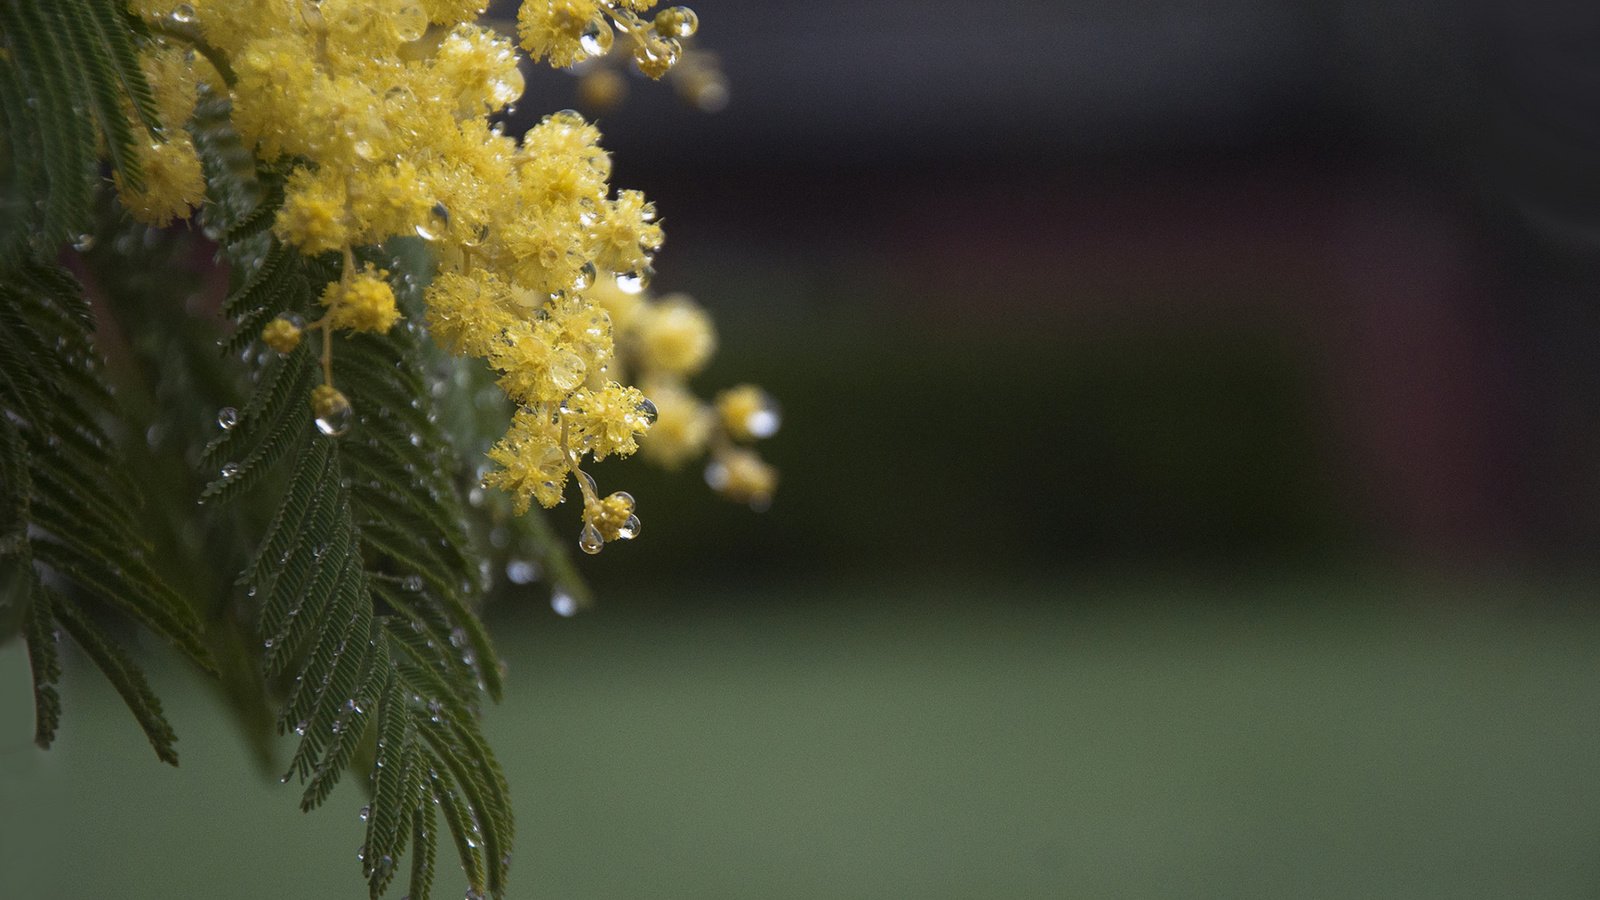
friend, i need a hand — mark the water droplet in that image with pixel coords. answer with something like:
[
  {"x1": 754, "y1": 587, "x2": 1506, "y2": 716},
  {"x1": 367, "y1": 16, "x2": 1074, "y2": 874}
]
[
  {"x1": 415, "y1": 203, "x2": 447, "y2": 241},
  {"x1": 633, "y1": 36, "x2": 681, "y2": 77},
  {"x1": 294, "y1": 720, "x2": 308, "y2": 736},
  {"x1": 551, "y1": 590, "x2": 578, "y2": 617},
  {"x1": 263, "y1": 637, "x2": 274, "y2": 649},
  {"x1": 393, "y1": 1, "x2": 426, "y2": 41},
  {"x1": 578, "y1": 523, "x2": 604, "y2": 555},
  {"x1": 746, "y1": 406, "x2": 781, "y2": 439},
  {"x1": 357, "y1": 845, "x2": 366, "y2": 863},
  {"x1": 358, "y1": 805, "x2": 370, "y2": 822},
  {"x1": 579, "y1": 17, "x2": 614, "y2": 58},
  {"x1": 217, "y1": 407, "x2": 239, "y2": 430},
  {"x1": 654, "y1": 6, "x2": 698, "y2": 38},
  {"x1": 615, "y1": 267, "x2": 652, "y2": 294},
  {"x1": 170, "y1": 3, "x2": 195, "y2": 23},
  {"x1": 220, "y1": 462, "x2": 241, "y2": 480},
  {"x1": 616, "y1": 514, "x2": 641, "y2": 540},
  {"x1": 637, "y1": 397, "x2": 658, "y2": 425},
  {"x1": 572, "y1": 261, "x2": 596, "y2": 291},
  {"x1": 402, "y1": 574, "x2": 423, "y2": 592},
  {"x1": 313, "y1": 390, "x2": 353, "y2": 437},
  {"x1": 71, "y1": 233, "x2": 96, "y2": 251},
  {"x1": 506, "y1": 559, "x2": 538, "y2": 584},
  {"x1": 549, "y1": 351, "x2": 586, "y2": 391}
]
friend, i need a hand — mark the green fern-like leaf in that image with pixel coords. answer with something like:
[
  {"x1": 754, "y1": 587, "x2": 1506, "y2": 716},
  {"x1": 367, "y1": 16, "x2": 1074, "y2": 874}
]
[
  {"x1": 208, "y1": 235, "x2": 518, "y2": 897},
  {"x1": 0, "y1": 0, "x2": 161, "y2": 260},
  {"x1": 0, "y1": 259, "x2": 212, "y2": 763}
]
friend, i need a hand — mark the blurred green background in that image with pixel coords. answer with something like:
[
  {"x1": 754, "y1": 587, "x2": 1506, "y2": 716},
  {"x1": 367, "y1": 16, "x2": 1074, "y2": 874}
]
[
  {"x1": 8, "y1": 578, "x2": 1600, "y2": 898},
  {"x1": 10, "y1": 0, "x2": 1600, "y2": 897}
]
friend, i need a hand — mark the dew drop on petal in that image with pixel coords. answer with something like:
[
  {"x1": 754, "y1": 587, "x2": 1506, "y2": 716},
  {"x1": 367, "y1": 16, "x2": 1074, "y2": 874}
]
[
  {"x1": 572, "y1": 261, "x2": 596, "y2": 291},
  {"x1": 637, "y1": 397, "x2": 658, "y2": 425},
  {"x1": 615, "y1": 268, "x2": 651, "y2": 294}
]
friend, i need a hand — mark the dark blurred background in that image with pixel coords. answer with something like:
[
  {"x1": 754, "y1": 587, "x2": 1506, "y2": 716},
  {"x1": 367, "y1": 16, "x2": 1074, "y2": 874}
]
[
  {"x1": 8, "y1": 2, "x2": 1600, "y2": 897},
  {"x1": 523, "y1": 0, "x2": 1600, "y2": 590}
]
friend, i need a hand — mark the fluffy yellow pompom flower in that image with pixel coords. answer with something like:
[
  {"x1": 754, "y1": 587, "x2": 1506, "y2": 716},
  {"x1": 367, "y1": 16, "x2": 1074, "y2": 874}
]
[
  {"x1": 638, "y1": 380, "x2": 711, "y2": 469},
  {"x1": 517, "y1": 0, "x2": 610, "y2": 68},
  {"x1": 563, "y1": 383, "x2": 653, "y2": 460},
  {"x1": 261, "y1": 316, "x2": 304, "y2": 354},
  {"x1": 483, "y1": 408, "x2": 570, "y2": 513},
  {"x1": 716, "y1": 384, "x2": 781, "y2": 441},
  {"x1": 322, "y1": 267, "x2": 401, "y2": 334},
  {"x1": 275, "y1": 168, "x2": 349, "y2": 256},
  {"x1": 637, "y1": 294, "x2": 715, "y2": 376},
  {"x1": 114, "y1": 134, "x2": 207, "y2": 228},
  {"x1": 590, "y1": 490, "x2": 639, "y2": 541},
  {"x1": 128, "y1": 0, "x2": 756, "y2": 547},
  {"x1": 705, "y1": 447, "x2": 776, "y2": 510}
]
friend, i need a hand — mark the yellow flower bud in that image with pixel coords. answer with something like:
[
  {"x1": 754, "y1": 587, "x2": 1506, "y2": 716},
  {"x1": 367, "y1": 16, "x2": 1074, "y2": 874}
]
[
  {"x1": 637, "y1": 294, "x2": 715, "y2": 376},
  {"x1": 261, "y1": 315, "x2": 304, "y2": 354},
  {"x1": 715, "y1": 384, "x2": 780, "y2": 442},
  {"x1": 704, "y1": 448, "x2": 775, "y2": 510},
  {"x1": 321, "y1": 267, "x2": 401, "y2": 334}
]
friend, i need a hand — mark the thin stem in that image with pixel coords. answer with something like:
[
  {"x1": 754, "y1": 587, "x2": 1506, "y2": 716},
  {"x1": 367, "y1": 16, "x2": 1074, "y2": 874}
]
[{"x1": 144, "y1": 21, "x2": 237, "y2": 88}]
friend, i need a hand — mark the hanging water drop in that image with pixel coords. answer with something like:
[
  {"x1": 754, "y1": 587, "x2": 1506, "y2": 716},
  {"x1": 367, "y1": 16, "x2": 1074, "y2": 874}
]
[
  {"x1": 654, "y1": 6, "x2": 698, "y2": 38},
  {"x1": 637, "y1": 397, "x2": 658, "y2": 425},
  {"x1": 578, "y1": 522, "x2": 604, "y2": 555},
  {"x1": 579, "y1": 17, "x2": 614, "y2": 58},
  {"x1": 220, "y1": 462, "x2": 241, "y2": 480},
  {"x1": 217, "y1": 407, "x2": 239, "y2": 430},
  {"x1": 617, "y1": 514, "x2": 641, "y2": 540},
  {"x1": 312, "y1": 387, "x2": 353, "y2": 437}
]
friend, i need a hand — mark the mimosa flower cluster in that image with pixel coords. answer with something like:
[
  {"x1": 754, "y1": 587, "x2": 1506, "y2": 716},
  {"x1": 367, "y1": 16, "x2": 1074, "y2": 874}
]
[{"x1": 119, "y1": 0, "x2": 775, "y2": 552}]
